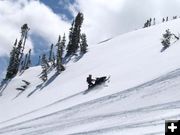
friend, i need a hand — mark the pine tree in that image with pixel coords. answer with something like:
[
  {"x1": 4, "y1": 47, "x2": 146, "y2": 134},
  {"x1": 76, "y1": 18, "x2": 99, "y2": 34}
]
[
  {"x1": 162, "y1": 18, "x2": 165, "y2": 22},
  {"x1": 49, "y1": 44, "x2": 54, "y2": 62},
  {"x1": 153, "y1": 18, "x2": 156, "y2": 25},
  {"x1": 56, "y1": 35, "x2": 65, "y2": 74},
  {"x1": 147, "y1": 20, "x2": 150, "y2": 27},
  {"x1": 149, "y1": 18, "x2": 152, "y2": 26},
  {"x1": 25, "y1": 49, "x2": 31, "y2": 69},
  {"x1": 80, "y1": 33, "x2": 88, "y2": 54},
  {"x1": 21, "y1": 54, "x2": 28, "y2": 71},
  {"x1": 40, "y1": 54, "x2": 48, "y2": 82},
  {"x1": 5, "y1": 24, "x2": 29, "y2": 79},
  {"x1": 37, "y1": 56, "x2": 41, "y2": 66},
  {"x1": 143, "y1": 20, "x2": 148, "y2": 28},
  {"x1": 18, "y1": 24, "x2": 30, "y2": 70},
  {"x1": 52, "y1": 53, "x2": 56, "y2": 67},
  {"x1": 61, "y1": 33, "x2": 66, "y2": 56},
  {"x1": 66, "y1": 12, "x2": 84, "y2": 56},
  {"x1": 21, "y1": 49, "x2": 31, "y2": 71},
  {"x1": 5, "y1": 39, "x2": 18, "y2": 79},
  {"x1": 66, "y1": 21, "x2": 74, "y2": 56},
  {"x1": 161, "y1": 29, "x2": 172, "y2": 47},
  {"x1": 166, "y1": 16, "x2": 168, "y2": 22},
  {"x1": 56, "y1": 35, "x2": 61, "y2": 73}
]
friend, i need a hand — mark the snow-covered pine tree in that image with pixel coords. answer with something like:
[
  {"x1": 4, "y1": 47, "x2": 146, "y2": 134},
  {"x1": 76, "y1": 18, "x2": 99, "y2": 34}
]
[
  {"x1": 66, "y1": 12, "x2": 84, "y2": 56},
  {"x1": 161, "y1": 29, "x2": 179, "y2": 52},
  {"x1": 5, "y1": 24, "x2": 29, "y2": 80},
  {"x1": 52, "y1": 53, "x2": 56, "y2": 67},
  {"x1": 56, "y1": 35, "x2": 65, "y2": 74},
  {"x1": 161, "y1": 29, "x2": 172, "y2": 48},
  {"x1": 162, "y1": 18, "x2": 165, "y2": 22},
  {"x1": 40, "y1": 54, "x2": 48, "y2": 82},
  {"x1": 61, "y1": 33, "x2": 66, "y2": 56},
  {"x1": 143, "y1": 20, "x2": 148, "y2": 28},
  {"x1": 149, "y1": 18, "x2": 152, "y2": 26},
  {"x1": 20, "y1": 49, "x2": 31, "y2": 71},
  {"x1": 147, "y1": 20, "x2": 150, "y2": 27},
  {"x1": 25, "y1": 49, "x2": 31, "y2": 69},
  {"x1": 49, "y1": 44, "x2": 54, "y2": 62},
  {"x1": 166, "y1": 17, "x2": 168, "y2": 22},
  {"x1": 15, "y1": 40, "x2": 23, "y2": 71},
  {"x1": 66, "y1": 21, "x2": 74, "y2": 56},
  {"x1": 18, "y1": 24, "x2": 30, "y2": 70},
  {"x1": 80, "y1": 33, "x2": 88, "y2": 54},
  {"x1": 21, "y1": 54, "x2": 28, "y2": 71},
  {"x1": 5, "y1": 39, "x2": 18, "y2": 79},
  {"x1": 153, "y1": 18, "x2": 156, "y2": 25}
]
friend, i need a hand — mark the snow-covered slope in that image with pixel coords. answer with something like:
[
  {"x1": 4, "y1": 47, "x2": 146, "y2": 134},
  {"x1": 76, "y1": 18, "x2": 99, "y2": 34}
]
[{"x1": 1, "y1": 19, "x2": 180, "y2": 135}]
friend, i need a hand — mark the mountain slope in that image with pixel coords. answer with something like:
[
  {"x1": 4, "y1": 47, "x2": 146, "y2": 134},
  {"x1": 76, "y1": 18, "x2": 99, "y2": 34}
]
[
  {"x1": 1, "y1": 19, "x2": 180, "y2": 134},
  {"x1": 1, "y1": 69, "x2": 180, "y2": 135}
]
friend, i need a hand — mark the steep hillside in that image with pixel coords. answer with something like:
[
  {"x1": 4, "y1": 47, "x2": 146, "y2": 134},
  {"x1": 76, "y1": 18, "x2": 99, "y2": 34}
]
[{"x1": 1, "y1": 19, "x2": 180, "y2": 135}]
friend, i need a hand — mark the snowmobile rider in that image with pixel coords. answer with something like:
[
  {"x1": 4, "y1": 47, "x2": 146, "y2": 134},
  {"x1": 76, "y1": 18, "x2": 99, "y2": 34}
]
[{"x1": 87, "y1": 74, "x2": 95, "y2": 88}]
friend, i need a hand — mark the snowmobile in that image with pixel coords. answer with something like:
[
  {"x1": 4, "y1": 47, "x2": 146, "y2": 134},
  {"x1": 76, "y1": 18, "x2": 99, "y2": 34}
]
[
  {"x1": 84, "y1": 76, "x2": 110, "y2": 94},
  {"x1": 93, "y1": 76, "x2": 110, "y2": 86}
]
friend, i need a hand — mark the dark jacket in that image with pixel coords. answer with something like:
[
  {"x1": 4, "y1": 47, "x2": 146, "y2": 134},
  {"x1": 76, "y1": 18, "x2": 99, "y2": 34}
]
[{"x1": 87, "y1": 76, "x2": 92, "y2": 83}]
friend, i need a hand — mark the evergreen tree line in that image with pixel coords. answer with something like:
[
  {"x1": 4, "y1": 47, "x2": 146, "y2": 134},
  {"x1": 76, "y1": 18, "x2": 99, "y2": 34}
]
[
  {"x1": 4, "y1": 12, "x2": 88, "y2": 83},
  {"x1": 5, "y1": 24, "x2": 30, "y2": 80},
  {"x1": 40, "y1": 12, "x2": 88, "y2": 82},
  {"x1": 162, "y1": 16, "x2": 179, "y2": 22},
  {"x1": 143, "y1": 16, "x2": 180, "y2": 28},
  {"x1": 143, "y1": 18, "x2": 156, "y2": 28}
]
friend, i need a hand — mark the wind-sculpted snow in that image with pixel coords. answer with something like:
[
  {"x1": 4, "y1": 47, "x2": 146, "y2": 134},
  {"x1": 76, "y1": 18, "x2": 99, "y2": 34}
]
[{"x1": 1, "y1": 69, "x2": 180, "y2": 134}]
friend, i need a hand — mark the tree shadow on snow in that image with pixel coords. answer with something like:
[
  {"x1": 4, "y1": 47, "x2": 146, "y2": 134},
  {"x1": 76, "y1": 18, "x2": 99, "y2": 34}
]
[
  {"x1": 63, "y1": 53, "x2": 85, "y2": 64},
  {"x1": 27, "y1": 83, "x2": 43, "y2": 98},
  {"x1": 73, "y1": 54, "x2": 84, "y2": 62},
  {"x1": 40, "y1": 72, "x2": 59, "y2": 90},
  {"x1": 27, "y1": 72, "x2": 59, "y2": 97},
  {"x1": 0, "y1": 79, "x2": 11, "y2": 96},
  {"x1": 63, "y1": 55, "x2": 72, "y2": 64},
  {"x1": 13, "y1": 90, "x2": 24, "y2": 100}
]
